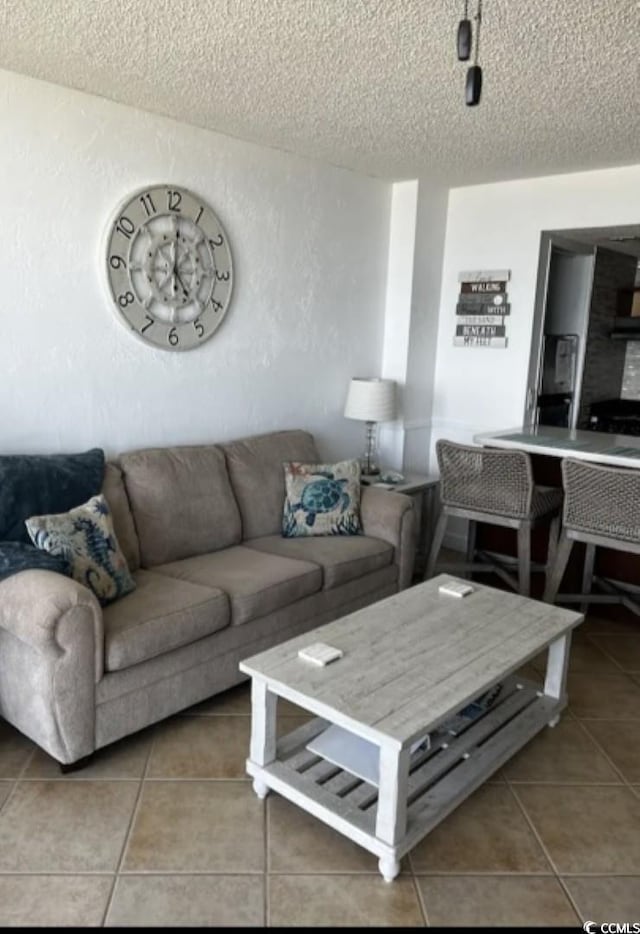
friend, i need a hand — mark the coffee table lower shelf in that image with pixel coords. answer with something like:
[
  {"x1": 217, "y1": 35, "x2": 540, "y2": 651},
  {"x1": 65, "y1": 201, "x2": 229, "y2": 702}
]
[{"x1": 246, "y1": 676, "x2": 563, "y2": 879}]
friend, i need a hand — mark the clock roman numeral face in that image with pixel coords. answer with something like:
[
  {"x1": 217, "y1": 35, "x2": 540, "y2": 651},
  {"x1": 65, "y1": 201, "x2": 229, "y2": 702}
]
[{"x1": 105, "y1": 185, "x2": 233, "y2": 351}]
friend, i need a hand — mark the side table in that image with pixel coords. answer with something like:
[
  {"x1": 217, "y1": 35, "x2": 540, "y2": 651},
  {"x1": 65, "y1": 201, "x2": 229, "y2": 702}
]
[{"x1": 363, "y1": 473, "x2": 439, "y2": 578}]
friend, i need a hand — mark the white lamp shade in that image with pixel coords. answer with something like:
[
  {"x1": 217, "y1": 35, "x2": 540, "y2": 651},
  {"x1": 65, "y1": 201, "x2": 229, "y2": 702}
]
[{"x1": 344, "y1": 378, "x2": 396, "y2": 422}]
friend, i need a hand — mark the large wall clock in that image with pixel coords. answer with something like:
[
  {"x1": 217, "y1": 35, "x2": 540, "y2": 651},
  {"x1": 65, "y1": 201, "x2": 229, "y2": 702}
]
[{"x1": 105, "y1": 184, "x2": 233, "y2": 351}]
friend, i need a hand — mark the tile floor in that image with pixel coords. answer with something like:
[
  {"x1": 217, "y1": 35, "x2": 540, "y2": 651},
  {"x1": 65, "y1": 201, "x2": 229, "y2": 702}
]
[{"x1": 1, "y1": 611, "x2": 639, "y2": 926}]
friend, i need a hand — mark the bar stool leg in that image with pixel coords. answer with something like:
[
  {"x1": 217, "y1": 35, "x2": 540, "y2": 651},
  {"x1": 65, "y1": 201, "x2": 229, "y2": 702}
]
[
  {"x1": 543, "y1": 532, "x2": 574, "y2": 604},
  {"x1": 424, "y1": 510, "x2": 448, "y2": 581},
  {"x1": 581, "y1": 543, "x2": 596, "y2": 616},
  {"x1": 546, "y1": 514, "x2": 561, "y2": 581},
  {"x1": 517, "y1": 522, "x2": 531, "y2": 597},
  {"x1": 465, "y1": 520, "x2": 477, "y2": 581}
]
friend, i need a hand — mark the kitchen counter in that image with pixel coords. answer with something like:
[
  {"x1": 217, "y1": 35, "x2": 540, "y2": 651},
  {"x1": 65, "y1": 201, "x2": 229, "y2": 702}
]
[{"x1": 474, "y1": 425, "x2": 640, "y2": 469}]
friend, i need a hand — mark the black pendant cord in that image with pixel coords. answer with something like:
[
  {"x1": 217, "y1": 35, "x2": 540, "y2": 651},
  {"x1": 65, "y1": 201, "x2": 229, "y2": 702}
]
[{"x1": 474, "y1": 0, "x2": 482, "y2": 65}]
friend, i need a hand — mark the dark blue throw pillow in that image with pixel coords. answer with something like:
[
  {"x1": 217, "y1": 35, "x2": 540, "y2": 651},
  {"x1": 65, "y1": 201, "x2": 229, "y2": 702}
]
[
  {"x1": 0, "y1": 448, "x2": 105, "y2": 543},
  {"x1": 0, "y1": 542, "x2": 71, "y2": 583}
]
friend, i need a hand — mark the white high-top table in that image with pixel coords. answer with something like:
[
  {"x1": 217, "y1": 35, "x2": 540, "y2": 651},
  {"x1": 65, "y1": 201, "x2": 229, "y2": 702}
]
[{"x1": 240, "y1": 575, "x2": 582, "y2": 881}]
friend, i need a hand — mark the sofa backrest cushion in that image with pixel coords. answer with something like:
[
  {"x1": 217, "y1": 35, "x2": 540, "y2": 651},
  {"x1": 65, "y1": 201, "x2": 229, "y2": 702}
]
[
  {"x1": 120, "y1": 445, "x2": 242, "y2": 567},
  {"x1": 222, "y1": 430, "x2": 319, "y2": 540},
  {"x1": 102, "y1": 462, "x2": 141, "y2": 572}
]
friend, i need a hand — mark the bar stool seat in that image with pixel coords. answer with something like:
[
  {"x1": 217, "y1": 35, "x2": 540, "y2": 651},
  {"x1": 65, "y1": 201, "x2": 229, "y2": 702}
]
[
  {"x1": 425, "y1": 440, "x2": 562, "y2": 597},
  {"x1": 544, "y1": 457, "x2": 640, "y2": 615}
]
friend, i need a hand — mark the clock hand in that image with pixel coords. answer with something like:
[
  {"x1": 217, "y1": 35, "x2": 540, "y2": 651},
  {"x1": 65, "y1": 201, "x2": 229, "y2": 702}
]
[
  {"x1": 175, "y1": 266, "x2": 189, "y2": 299},
  {"x1": 171, "y1": 218, "x2": 180, "y2": 295}
]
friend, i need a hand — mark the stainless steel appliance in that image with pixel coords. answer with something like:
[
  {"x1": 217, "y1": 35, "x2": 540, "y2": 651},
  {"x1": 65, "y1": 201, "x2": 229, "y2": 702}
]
[{"x1": 537, "y1": 334, "x2": 579, "y2": 427}]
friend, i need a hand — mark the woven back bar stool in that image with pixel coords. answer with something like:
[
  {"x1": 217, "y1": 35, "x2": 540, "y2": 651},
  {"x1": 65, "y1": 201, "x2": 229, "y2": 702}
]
[
  {"x1": 543, "y1": 457, "x2": 640, "y2": 615},
  {"x1": 425, "y1": 440, "x2": 562, "y2": 597}
]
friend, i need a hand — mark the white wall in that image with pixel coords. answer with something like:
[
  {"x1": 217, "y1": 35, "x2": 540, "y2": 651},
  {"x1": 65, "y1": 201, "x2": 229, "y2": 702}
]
[
  {"x1": 378, "y1": 178, "x2": 449, "y2": 474},
  {"x1": 0, "y1": 70, "x2": 390, "y2": 458},
  {"x1": 431, "y1": 164, "x2": 640, "y2": 456},
  {"x1": 403, "y1": 179, "x2": 449, "y2": 472},
  {"x1": 378, "y1": 180, "x2": 418, "y2": 470}
]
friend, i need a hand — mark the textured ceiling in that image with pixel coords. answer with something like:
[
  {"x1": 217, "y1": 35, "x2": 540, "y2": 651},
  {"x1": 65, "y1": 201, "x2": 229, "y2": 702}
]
[{"x1": 0, "y1": 0, "x2": 638, "y2": 184}]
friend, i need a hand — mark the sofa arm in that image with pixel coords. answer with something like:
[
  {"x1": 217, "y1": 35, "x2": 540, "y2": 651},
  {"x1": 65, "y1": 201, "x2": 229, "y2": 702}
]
[
  {"x1": 0, "y1": 570, "x2": 103, "y2": 764},
  {"x1": 0, "y1": 570, "x2": 103, "y2": 680},
  {"x1": 360, "y1": 487, "x2": 416, "y2": 590}
]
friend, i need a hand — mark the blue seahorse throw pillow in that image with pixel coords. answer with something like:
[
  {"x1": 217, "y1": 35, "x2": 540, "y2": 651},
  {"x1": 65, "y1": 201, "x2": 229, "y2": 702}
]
[
  {"x1": 282, "y1": 460, "x2": 362, "y2": 537},
  {"x1": 0, "y1": 448, "x2": 105, "y2": 543},
  {"x1": 25, "y1": 494, "x2": 135, "y2": 606}
]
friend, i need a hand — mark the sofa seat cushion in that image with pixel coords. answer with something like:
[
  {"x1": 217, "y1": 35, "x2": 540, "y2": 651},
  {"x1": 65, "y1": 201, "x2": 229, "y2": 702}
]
[
  {"x1": 155, "y1": 546, "x2": 322, "y2": 626},
  {"x1": 103, "y1": 569, "x2": 230, "y2": 672},
  {"x1": 245, "y1": 534, "x2": 393, "y2": 590}
]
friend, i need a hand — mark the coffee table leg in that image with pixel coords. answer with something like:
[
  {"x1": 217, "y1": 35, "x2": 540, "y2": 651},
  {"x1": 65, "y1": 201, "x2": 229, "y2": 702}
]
[
  {"x1": 378, "y1": 855, "x2": 401, "y2": 883},
  {"x1": 375, "y1": 745, "x2": 410, "y2": 881},
  {"x1": 544, "y1": 632, "x2": 572, "y2": 728},
  {"x1": 249, "y1": 677, "x2": 277, "y2": 798}
]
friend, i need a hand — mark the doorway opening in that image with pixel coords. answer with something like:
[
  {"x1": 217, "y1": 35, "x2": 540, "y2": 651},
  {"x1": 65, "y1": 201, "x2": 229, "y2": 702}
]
[{"x1": 525, "y1": 224, "x2": 640, "y2": 432}]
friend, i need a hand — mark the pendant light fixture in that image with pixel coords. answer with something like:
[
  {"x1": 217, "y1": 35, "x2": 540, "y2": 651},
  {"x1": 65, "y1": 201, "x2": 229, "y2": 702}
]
[
  {"x1": 457, "y1": 1, "x2": 472, "y2": 60},
  {"x1": 456, "y1": 0, "x2": 483, "y2": 106}
]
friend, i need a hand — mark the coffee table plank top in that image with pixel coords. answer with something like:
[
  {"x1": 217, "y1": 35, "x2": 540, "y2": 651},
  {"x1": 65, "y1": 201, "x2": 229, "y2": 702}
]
[{"x1": 240, "y1": 575, "x2": 582, "y2": 748}]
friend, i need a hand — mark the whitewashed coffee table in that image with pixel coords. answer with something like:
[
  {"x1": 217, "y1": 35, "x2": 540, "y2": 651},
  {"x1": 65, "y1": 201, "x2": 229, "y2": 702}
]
[{"x1": 240, "y1": 574, "x2": 582, "y2": 882}]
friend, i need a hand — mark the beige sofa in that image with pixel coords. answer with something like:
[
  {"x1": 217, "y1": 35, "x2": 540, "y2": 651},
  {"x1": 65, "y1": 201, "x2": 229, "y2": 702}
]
[{"x1": 0, "y1": 429, "x2": 415, "y2": 767}]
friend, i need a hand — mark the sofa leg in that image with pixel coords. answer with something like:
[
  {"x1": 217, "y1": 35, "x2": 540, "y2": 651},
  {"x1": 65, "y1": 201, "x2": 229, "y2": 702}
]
[{"x1": 60, "y1": 753, "x2": 94, "y2": 774}]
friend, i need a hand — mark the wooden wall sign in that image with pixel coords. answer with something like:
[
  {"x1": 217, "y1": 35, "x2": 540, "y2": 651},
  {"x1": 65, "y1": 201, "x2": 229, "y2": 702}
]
[{"x1": 453, "y1": 269, "x2": 511, "y2": 347}]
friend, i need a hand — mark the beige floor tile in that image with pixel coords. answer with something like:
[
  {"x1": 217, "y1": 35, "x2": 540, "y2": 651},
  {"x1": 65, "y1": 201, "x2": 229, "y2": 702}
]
[
  {"x1": 185, "y1": 682, "x2": 252, "y2": 716},
  {"x1": 580, "y1": 614, "x2": 640, "y2": 637},
  {"x1": 268, "y1": 794, "x2": 382, "y2": 873},
  {"x1": 0, "y1": 719, "x2": 35, "y2": 778},
  {"x1": 587, "y1": 634, "x2": 640, "y2": 673},
  {"x1": 277, "y1": 698, "x2": 314, "y2": 718},
  {"x1": 123, "y1": 780, "x2": 264, "y2": 872},
  {"x1": 0, "y1": 780, "x2": 139, "y2": 872},
  {"x1": 0, "y1": 781, "x2": 12, "y2": 809},
  {"x1": 25, "y1": 728, "x2": 153, "y2": 780},
  {"x1": 581, "y1": 720, "x2": 640, "y2": 782},
  {"x1": 0, "y1": 875, "x2": 113, "y2": 927},
  {"x1": 417, "y1": 875, "x2": 578, "y2": 927},
  {"x1": 568, "y1": 636, "x2": 624, "y2": 674},
  {"x1": 148, "y1": 715, "x2": 251, "y2": 779},
  {"x1": 563, "y1": 876, "x2": 640, "y2": 924},
  {"x1": 515, "y1": 663, "x2": 542, "y2": 682},
  {"x1": 503, "y1": 718, "x2": 620, "y2": 783},
  {"x1": 532, "y1": 635, "x2": 620, "y2": 676},
  {"x1": 185, "y1": 682, "x2": 309, "y2": 718},
  {"x1": 269, "y1": 874, "x2": 424, "y2": 927},
  {"x1": 567, "y1": 673, "x2": 640, "y2": 719},
  {"x1": 409, "y1": 783, "x2": 550, "y2": 873},
  {"x1": 515, "y1": 784, "x2": 640, "y2": 873},
  {"x1": 107, "y1": 874, "x2": 264, "y2": 927},
  {"x1": 276, "y1": 714, "x2": 312, "y2": 739}
]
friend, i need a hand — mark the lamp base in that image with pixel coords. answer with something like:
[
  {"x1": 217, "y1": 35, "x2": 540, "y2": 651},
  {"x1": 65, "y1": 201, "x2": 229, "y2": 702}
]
[{"x1": 360, "y1": 420, "x2": 381, "y2": 477}]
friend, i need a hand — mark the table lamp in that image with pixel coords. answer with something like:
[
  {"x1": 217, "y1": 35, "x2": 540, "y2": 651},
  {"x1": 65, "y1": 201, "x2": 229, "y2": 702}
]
[{"x1": 344, "y1": 377, "x2": 396, "y2": 476}]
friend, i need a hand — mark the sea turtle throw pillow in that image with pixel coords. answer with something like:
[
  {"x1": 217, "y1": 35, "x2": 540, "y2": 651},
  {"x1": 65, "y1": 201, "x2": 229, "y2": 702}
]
[
  {"x1": 25, "y1": 494, "x2": 136, "y2": 605},
  {"x1": 282, "y1": 460, "x2": 362, "y2": 536}
]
